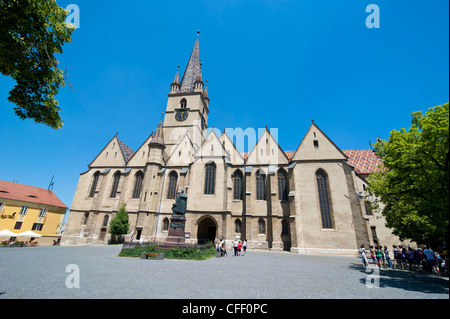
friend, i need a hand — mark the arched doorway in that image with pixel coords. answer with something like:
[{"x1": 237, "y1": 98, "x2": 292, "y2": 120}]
[{"x1": 197, "y1": 216, "x2": 217, "y2": 245}]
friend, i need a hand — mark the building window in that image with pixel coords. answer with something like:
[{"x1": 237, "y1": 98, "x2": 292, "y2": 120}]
[
  {"x1": 256, "y1": 170, "x2": 266, "y2": 200},
  {"x1": 316, "y1": 169, "x2": 334, "y2": 229},
  {"x1": 364, "y1": 201, "x2": 373, "y2": 215},
  {"x1": 180, "y1": 98, "x2": 187, "y2": 108},
  {"x1": 163, "y1": 218, "x2": 169, "y2": 231},
  {"x1": 39, "y1": 208, "x2": 47, "y2": 217},
  {"x1": 83, "y1": 212, "x2": 89, "y2": 225},
  {"x1": 102, "y1": 215, "x2": 109, "y2": 227},
  {"x1": 258, "y1": 218, "x2": 265, "y2": 234},
  {"x1": 89, "y1": 171, "x2": 100, "y2": 198},
  {"x1": 32, "y1": 223, "x2": 43, "y2": 231},
  {"x1": 19, "y1": 206, "x2": 28, "y2": 215},
  {"x1": 110, "y1": 171, "x2": 121, "y2": 198},
  {"x1": 313, "y1": 140, "x2": 319, "y2": 148},
  {"x1": 235, "y1": 219, "x2": 242, "y2": 233},
  {"x1": 204, "y1": 162, "x2": 216, "y2": 195},
  {"x1": 233, "y1": 170, "x2": 243, "y2": 200},
  {"x1": 278, "y1": 169, "x2": 288, "y2": 201},
  {"x1": 14, "y1": 221, "x2": 23, "y2": 230},
  {"x1": 132, "y1": 171, "x2": 144, "y2": 199},
  {"x1": 167, "y1": 171, "x2": 178, "y2": 199}
]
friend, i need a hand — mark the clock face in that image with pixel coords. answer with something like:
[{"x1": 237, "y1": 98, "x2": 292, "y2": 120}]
[{"x1": 175, "y1": 110, "x2": 188, "y2": 122}]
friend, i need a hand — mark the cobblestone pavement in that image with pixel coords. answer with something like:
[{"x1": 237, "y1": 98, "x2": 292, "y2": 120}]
[{"x1": 0, "y1": 245, "x2": 448, "y2": 299}]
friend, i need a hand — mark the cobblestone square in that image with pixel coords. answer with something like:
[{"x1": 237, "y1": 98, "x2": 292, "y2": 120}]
[{"x1": 0, "y1": 245, "x2": 448, "y2": 299}]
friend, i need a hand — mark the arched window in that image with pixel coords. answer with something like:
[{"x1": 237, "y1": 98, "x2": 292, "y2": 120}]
[
  {"x1": 316, "y1": 169, "x2": 334, "y2": 229},
  {"x1": 204, "y1": 162, "x2": 216, "y2": 194},
  {"x1": 110, "y1": 171, "x2": 121, "y2": 198},
  {"x1": 89, "y1": 171, "x2": 100, "y2": 198},
  {"x1": 256, "y1": 170, "x2": 266, "y2": 200},
  {"x1": 163, "y1": 218, "x2": 169, "y2": 231},
  {"x1": 233, "y1": 169, "x2": 243, "y2": 200},
  {"x1": 132, "y1": 171, "x2": 144, "y2": 199},
  {"x1": 180, "y1": 98, "x2": 187, "y2": 108},
  {"x1": 278, "y1": 169, "x2": 288, "y2": 201},
  {"x1": 102, "y1": 215, "x2": 109, "y2": 227},
  {"x1": 235, "y1": 219, "x2": 242, "y2": 233},
  {"x1": 167, "y1": 171, "x2": 178, "y2": 199},
  {"x1": 258, "y1": 218, "x2": 266, "y2": 234}
]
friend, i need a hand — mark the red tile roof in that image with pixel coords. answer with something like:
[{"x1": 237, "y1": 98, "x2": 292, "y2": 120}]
[
  {"x1": 343, "y1": 150, "x2": 383, "y2": 174},
  {"x1": 0, "y1": 180, "x2": 68, "y2": 209},
  {"x1": 240, "y1": 150, "x2": 382, "y2": 174}
]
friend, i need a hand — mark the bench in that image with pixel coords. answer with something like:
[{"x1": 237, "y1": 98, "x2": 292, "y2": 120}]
[{"x1": 141, "y1": 252, "x2": 165, "y2": 260}]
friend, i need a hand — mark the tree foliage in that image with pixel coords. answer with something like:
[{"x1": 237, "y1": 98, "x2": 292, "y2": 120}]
[
  {"x1": 0, "y1": 0, "x2": 74, "y2": 129},
  {"x1": 367, "y1": 103, "x2": 449, "y2": 247},
  {"x1": 109, "y1": 203, "x2": 130, "y2": 237}
]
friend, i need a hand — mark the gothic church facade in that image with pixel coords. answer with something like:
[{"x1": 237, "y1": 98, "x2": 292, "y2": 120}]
[{"x1": 62, "y1": 36, "x2": 402, "y2": 255}]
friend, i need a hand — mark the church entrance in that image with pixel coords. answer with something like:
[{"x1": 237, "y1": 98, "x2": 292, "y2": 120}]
[{"x1": 197, "y1": 217, "x2": 217, "y2": 245}]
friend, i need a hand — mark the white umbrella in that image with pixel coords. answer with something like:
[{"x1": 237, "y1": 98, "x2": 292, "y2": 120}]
[
  {"x1": 0, "y1": 229, "x2": 17, "y2": 237},
  {"x1": 16, "y1": 230, "x2": 42, "y2": 237}
]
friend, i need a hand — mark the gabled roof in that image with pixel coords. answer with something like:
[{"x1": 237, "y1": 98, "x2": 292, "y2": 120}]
[
  {"x1": 118, "y1": 138, "x2": 135, "y2": 163},
  {"x1": 0, "y1": 180, "x2": 67, "y2": 209},
  {"x1": 343, "y1": 150, "x2": 383, "y2": 174}
]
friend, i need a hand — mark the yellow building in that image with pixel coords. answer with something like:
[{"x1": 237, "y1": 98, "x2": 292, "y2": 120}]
[{"x1": 0, "y1": 180, "x2": 68, "y2": 245}]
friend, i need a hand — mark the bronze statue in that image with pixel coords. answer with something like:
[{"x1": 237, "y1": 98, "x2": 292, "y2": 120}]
[{"x1": 171, "y1": 189, "x2": 187, "y2": 217}]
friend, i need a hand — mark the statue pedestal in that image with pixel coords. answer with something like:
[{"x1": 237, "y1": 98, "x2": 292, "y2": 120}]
[{"x1": 165, "y1": 215, "x2": 186, "y2": 244}]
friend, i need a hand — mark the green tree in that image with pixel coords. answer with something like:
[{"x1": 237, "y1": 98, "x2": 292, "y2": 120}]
[
  {"x1": 108, "y1": 203, "x2": 130, "y2": 242},
  {"x1": 0, "y1": 0, "x2": 74, "y2": 129},
  {"x1": 367, "y1": 103, "x2": 449, "y2": 248}
]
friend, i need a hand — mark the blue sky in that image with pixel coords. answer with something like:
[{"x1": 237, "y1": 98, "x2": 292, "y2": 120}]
[{"x1": 0, "y1": 0, "x2": 448, "y2": 218}]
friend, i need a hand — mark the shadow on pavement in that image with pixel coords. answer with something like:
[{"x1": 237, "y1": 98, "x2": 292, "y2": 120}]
[{"x1": 349, "y1": 263, "x2": 449, "y2": 295}]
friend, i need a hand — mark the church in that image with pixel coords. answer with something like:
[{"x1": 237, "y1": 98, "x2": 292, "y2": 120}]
[{"x1": 61, "y1": 35, "x2": 403, "y2": 255}]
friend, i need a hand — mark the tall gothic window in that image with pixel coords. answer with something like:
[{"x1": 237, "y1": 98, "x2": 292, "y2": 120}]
[
  {"x1": 163, "y1": 218, "x2": 169, "y2": 231},
  {"x1": 89, "y1": 171, "x2": 100, "y2": 198},
  {"x1": 110, "y1": 171, "x2": 121, "y2": 198},
  {"x1": 316, "y1": 169, "x2": 334, "y2": 229},
  {"x1": 235, "y1": 219, "x2": 242, "y2": 233},
  {"x1": 204, "y1": 162, "x2": 216, "y2": 194},
  {"x1": 132, "y1": 171, "x2": 144, "y2": 199},
  {"x1": 256, "y1": 170, "x2": 266, "y2": 200},
  {"x1": 278, "y1": 169, "x2": 288, "y2": 201},
  {"x1": 167, "y1": 171, "x2": 178, "y2": 199},
  {"x1": 102, "y1": 215, "x2": 109, "y2": 227},
  {"x1": 233, "y1": 169, "x2": 243, "y2": 200}
]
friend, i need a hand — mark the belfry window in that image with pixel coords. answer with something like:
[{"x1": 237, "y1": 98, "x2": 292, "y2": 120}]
[
  {"x1": 316, "y1": 169, "x2": 334, "y2": 229},
  {"x1": 204, "y1": 162, "x2": 216, "y2": 194},
  {"x1": 180, "y1": 98, "x2": 187, "y2": 109}
]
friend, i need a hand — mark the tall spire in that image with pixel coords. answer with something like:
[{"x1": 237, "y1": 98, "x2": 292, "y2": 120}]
[
  {"x1": 150, "y1": 118, "x2": 165, "y2": 145},
  {"x1": 170, "y1": 65, "x2": 181, "y2": 93},
  {"x1": 180, "y1": 31, "x2": 201, "y2": 92}
]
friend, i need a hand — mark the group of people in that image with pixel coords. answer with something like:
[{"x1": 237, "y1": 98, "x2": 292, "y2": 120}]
[
  {"x1": 216, "y1": 239, "x2": 247, "y2": 257},
  {"x1": 359, "y1": 244, "x2": 448, "y2": 276}
]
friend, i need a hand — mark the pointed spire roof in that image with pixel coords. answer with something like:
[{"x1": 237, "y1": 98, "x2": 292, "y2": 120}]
[
  {"x1": 203, "y1": 80, "x2": 209, "y2": 100},
  {"x1": 172, "y1": 65, "x2": 180, "y2": 85},
  {"x1": 150, "y1": 119, "x2": 165, "y2": 145},
  {"x1": 180, "y1": 32, "x2": 201, "y2": 92}
]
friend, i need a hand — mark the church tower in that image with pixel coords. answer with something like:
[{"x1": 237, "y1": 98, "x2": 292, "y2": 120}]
[{"x1": 163, "y1": 32, "x2": 209, "y2": 154}]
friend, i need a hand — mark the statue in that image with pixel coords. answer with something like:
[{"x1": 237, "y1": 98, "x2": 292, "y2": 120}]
[{"x1": 171, "y1": 189, "x2": 187, "y2": 217}]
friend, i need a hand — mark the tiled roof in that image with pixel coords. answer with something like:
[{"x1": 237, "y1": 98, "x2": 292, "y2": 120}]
[
  {"x1": 240, "y1": 150, "x2": 381, "y2": 174},
  {"x1": 180, "y1": 37, "x2": 201, "y2": 92},
  {"x1": 151, "y1": 120, "x2": 165, "y2": 145},
  {"x1": 0, "y1": 180, "x2": 68, "y2": 209},
  {"x1": 118, "y1": 139, "x2": 135, "y2": 163},
  {"x1": 343, "y1": 150, "x2": 383, "y2": 174}
]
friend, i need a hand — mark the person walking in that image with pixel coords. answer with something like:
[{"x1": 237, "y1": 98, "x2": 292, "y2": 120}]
[
  {"x1": 370, "y1": 246, "x2": 377, "y2": 265},
  {"x1": 238, "y1": 241, "x2": 242, "y2": 256},
  {"x1": 393, "y1": 245, "x2": 399, "y2": 269},
  {"x1": 375, "y1": 246, "x2": 383, "y2": 268},
  {"x1": 384, "y1": 246, "x2": 392, "y2": 269},
  {"x1": 423, "y1": 245, "x2": 439, "y2": 275},
  {"x1": 233, "y1": 239, "x2": 239, "y2": 256},
  {"x1": 242, "y1": 239, "x2": 248, "y2": 256},
  {"x1": 360, "y1": 244, "x2": 369, "y2": 267}
]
